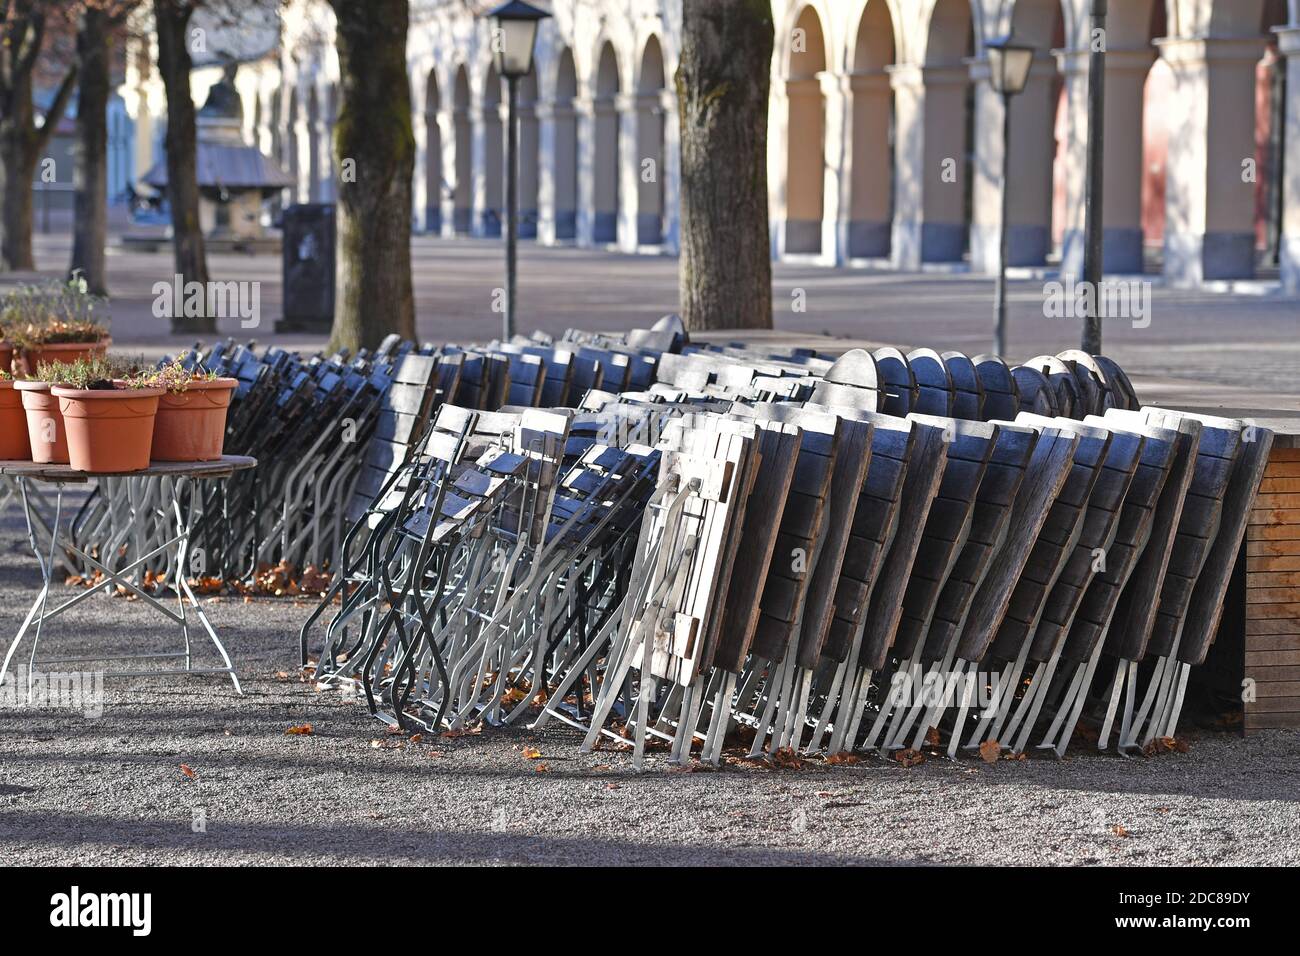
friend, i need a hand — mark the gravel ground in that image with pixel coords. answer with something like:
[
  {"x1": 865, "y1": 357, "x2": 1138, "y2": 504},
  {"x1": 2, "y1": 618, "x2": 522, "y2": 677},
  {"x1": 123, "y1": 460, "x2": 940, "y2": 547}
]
[{"x1": 1, "y1": 507, "x2": 1298, "y2": 867}]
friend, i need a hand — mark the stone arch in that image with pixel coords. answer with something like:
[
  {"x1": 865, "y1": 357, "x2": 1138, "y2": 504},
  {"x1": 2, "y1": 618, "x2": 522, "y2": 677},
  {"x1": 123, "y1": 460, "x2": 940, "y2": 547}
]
[
  {"x1": 848, "y1": 0, "x2": 897, "y2": 258},
  {"x1": 592, "y1": 41, "x2": 621, "y2": 243},
  {"x1": 636, "y1": 34, "x2": 667, "y2": 245},
  {"x1": 784, "y1": 4, "x2": 829, "y2": 255}
]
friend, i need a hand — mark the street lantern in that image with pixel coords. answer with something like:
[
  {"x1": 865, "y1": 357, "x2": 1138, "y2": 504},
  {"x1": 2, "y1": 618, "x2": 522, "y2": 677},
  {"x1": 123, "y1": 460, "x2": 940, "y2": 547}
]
[
  {"x1": 486, "y1": 0, "x2": 551, "y2": 341},
  {"x1": 985, "y1": 34, "x2": 1036, "y2": 358},
  {"x1": 985, "y1": 35, "x2": 1036, "y2": 97},
  {"x1": 489, "y1": 1, "x2": 549, "y2": 78}
]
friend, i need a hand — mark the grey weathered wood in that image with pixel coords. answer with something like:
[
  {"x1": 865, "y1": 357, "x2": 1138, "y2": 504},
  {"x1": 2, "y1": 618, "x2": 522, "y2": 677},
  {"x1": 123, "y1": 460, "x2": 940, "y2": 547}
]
[
  {"x1": 1178, "y1": 415, "x2": 1275, "y2": 666},
  {"x1": 810, "y1": 407, "x2": 915, "y2": 663},
  {"x1": 921, "y1": 422, "x2": 1040, "y2": 661},
  {"x1": 890, "y1": 417, "x2": 998, "y2": 661},
  {"x1": 983, "y1": 418, "x2": 1109, "y2": 664},
  {"x1": 955, "y1": 425, "x2": 1080, "y2": 664},
  {"x1": 713, "y1": 421, "x2": 802, "y2": 672},
  {"x1": 1061, "y1": 417, "x2": 1178, "y2": 664},
  {"x1": 794, "y1": 414, "x2": 875, "y2": 668},
  {"x1": 1103, "y1": 410, "x2": 1202, "y2": 661},
  {"x1": 727, "y1": 403, "x2": 842, "y2": 663},
  {"x1": 1011, "y1": 364, "x2": 1059, "y2": 418},
  {"x1": 1139, "y1": 407, "x2": 1242, "y2": 659},
  {"x1": 942, "y1": 351, "x2": 984, "y2": 421},
  {"x1": 874, "y1": 347, "x2": 918, "y2": 417},
  {"x1": 906, "y1": 348, "x2": 954, "y2": 417},
  {"x1": 973, "y1": 355, "x2": 1019, "y2": 422},
  {"x1": 1027, "y1": 417, "x2": 1144, "y2": 664},
  {"x1": 857, "y1": 420, "x2": 949, "y2": 670}
]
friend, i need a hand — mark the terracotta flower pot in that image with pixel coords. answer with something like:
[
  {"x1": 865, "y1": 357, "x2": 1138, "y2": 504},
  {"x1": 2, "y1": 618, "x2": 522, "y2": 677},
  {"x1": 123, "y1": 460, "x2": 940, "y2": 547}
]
[
  {"x1": 18, "y1": 338, "x2": 111, "y2": 378},
  {"x1": 151, "y1": 378, "x2": 237, "y2": 462},
  {"x1": 53, "y1": 385, "x2": 163, "y2": 473},
  {"x1": 15, "y1": 380, "x2": 69, "y2": 464},
  {"x1": 0, "y1": 380, "x2": 32, "y2": 460},
  {"x1": 0, "y1": 342, "x2": 13, "y2": 376}
]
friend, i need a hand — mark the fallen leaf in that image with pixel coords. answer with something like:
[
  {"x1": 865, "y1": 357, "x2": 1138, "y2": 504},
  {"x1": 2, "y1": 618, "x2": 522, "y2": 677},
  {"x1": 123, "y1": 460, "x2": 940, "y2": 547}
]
[
  {"x1": 771, "y1": 747, "x2": 805, "y2": 770},
  {"x1": 978, "y1": 740, "x2": 1002, "y2": 764},
  {"x1": 824, "y1": 751, "x2": 860, "y2": 766},
  {"x1": 893, "y1": 749, "x2": 926, "y2": 768},
  {"x1": 179, "y1": 764, "x2": 195, "y2": 779},
  {"x1": 1111, "y1": 824, "x2": 1130, "y2": 838},
  {"x1": 284, "y1": 723, "x2": 314, "y2": 736},
  {"x1": 924, "y1": 726, "x2": 941, "y2": 747},
  {"x1": 534, "y1": 763, "x2": 549, "y2": 773},
  {"x1": 521, "y1": 747, "x2": 543, "y2": 760}
]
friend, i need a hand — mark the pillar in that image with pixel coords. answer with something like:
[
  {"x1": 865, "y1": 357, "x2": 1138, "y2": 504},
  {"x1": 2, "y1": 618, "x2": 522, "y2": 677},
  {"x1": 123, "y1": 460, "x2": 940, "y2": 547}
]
[
  {"x1": 1058, "y1": 47, "x2": 1157, "y2": 277},
  {"x1": 820, "y1": 72, "x2": 849, "y2": 265},
  {"x1": 890, "y1": 64, "x2": 968, "y2": 269},
  {"x1": 1157, "y1": 36, "x2": 1266, "y2": 285},
  {"x1": 969, "y1": 57, "x2": 1058, "y2": 274},
  {"x1": 1277, "y1": 27, "x2": 1300, "y2": 294}
]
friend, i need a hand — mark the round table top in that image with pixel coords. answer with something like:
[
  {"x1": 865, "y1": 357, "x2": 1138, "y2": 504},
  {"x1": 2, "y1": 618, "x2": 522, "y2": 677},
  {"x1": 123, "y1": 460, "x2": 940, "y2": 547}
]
[{"x1": 0, "y1": 455, "x2": 257, "y2": 482}]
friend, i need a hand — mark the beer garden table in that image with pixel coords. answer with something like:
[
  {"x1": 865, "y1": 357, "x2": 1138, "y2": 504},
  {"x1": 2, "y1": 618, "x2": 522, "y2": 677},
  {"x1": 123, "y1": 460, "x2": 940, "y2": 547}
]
[{"x1": 0, "y1": 456, "x2": 256, "y2": 700}]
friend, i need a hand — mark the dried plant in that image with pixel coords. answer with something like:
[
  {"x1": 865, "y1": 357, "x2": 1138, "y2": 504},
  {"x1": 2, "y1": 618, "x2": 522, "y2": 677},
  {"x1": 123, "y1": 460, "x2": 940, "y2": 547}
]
[{"x1": 0, "y1": 273, "x2": 110, "y2": 347}]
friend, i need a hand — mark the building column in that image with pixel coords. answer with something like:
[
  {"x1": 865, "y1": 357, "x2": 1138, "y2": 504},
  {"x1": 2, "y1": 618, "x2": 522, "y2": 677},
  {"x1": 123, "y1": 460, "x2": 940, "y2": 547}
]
[
  {"x1": 518, "y1": 95, "x2": 539, "y2": 239},
  {"x1": 660, "y1": 88, "x2": 681, "y2": 253},
  {"x1": 438, "y1": 108, "x2": 458, "y2": 236},
  {"x1": 536, "y1": 98, "x2": 577, "y2": 244},
  {"x1": 1057, "y1": 47, "x2": 1156, "y2": 278},
  {"x1": 890, "y1": 64, "x2": 968, "y2": 269},
  {"x1": 1277, "y1": 26, "x2": 1300, "y2": 294},
  {"x1": 293, "y1": 105, "x2": 311, "y2": 204},
  {"x1": 820, "y1": 72, "x2": 849, "y2": 266},
  {"x1": 575, "y1": 96, "x2": 597, "y2": 246},
  {"x1": 413, "y1": 105, "x2": 430, "y2": 231},
  {"x1": 969, "y1": 56, "x2": 1058, "y2": 274},
  {"x1": 767, "y1": 82, "x2": 791, "y2": 258},
  {"x1": 1158, "y1": 36, "x2": 1266, "y2": 285},
  {"x1": 616, "y1": 91, "x2": 639, "y2": 252},
  {"x1": 846, "y1": 71, "x2": 893, "y2": 260}
]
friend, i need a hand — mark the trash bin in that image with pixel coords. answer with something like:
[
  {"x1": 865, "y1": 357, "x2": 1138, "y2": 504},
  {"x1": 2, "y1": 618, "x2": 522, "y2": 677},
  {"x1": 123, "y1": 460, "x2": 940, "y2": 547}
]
[{"x1": 277, "y1": 203, "x2": 335, "y2": 333}]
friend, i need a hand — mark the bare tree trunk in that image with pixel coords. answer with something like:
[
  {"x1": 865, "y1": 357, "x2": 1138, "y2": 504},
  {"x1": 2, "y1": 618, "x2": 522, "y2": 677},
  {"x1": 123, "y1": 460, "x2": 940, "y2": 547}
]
[
  {"x1": 326, "y1": 0, "x2": 416, "y2": 353},
  {"x1": 0, "y1": 98, "x2": 39, "y2": 271},
  {"x1": 675, "y1": 0, "x2": 774, "y2": 331},
  {"x1": 154, "y1": 0, "x2": 212, "y2": 333},
  {"x1": 0, "y1": 2, "x2": 77, "y2": 273},
  {"x1": 70, "y1": 7, "x2": 111, "y2": 295}
]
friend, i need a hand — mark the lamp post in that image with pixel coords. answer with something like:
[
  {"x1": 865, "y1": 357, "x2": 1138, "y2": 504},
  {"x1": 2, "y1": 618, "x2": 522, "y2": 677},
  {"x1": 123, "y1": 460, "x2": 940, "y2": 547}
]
[
  {"x1": 985, "y1": 35, "x2": 1036, "y2": 358},
  {"x1": 486, "y1": 0, "x2": 550, "y2": 342},
  {"x1": 1080, "y1": 0, "x2": 1107, "y2": 353}
]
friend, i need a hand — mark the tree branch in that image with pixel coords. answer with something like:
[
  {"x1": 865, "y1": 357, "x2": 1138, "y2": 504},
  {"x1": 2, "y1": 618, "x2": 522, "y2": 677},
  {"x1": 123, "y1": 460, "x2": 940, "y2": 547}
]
[{"x1": 34, "y1": 61, "x2": 78, "y2": 152}]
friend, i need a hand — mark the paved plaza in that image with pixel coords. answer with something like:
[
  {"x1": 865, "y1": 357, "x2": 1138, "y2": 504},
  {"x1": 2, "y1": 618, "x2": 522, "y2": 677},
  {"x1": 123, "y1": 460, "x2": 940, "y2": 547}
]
[
  {"x1": 2, "y1": 233, "x2": 1299, "y2": 865},
  {"x1": 8, "y1": 231, "x2": 1300, "y2": 422},
  {"x1": 0, "y1": 501, "x2": 1296, "y2": 866}
]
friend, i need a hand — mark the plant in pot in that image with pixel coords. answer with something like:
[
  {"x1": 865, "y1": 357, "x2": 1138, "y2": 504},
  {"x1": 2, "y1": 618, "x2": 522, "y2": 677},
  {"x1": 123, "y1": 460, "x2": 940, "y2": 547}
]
[
  {"x1": 16, "y1": 361, "x2": 70, "y2": 465},
  {"x1": 0, "y1": 318, "x2": 13, "y2": 376},
  {"x1": 142, "y1": 359, "x2": 238, "y2": 462},
  {"x1": 0, "y1": 369, "x2": 32, "y2": 460},
  {"x1": 44, "y1": 356, "x2": 163, "y2": 473},
  {"x1": 2, "y1": 273, "x2": 111, "y2": 377}
]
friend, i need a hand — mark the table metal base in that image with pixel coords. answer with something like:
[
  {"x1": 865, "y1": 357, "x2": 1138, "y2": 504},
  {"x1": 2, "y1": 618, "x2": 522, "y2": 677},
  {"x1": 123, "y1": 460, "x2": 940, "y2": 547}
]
[{"x1": 0, "y1": 476, "x2": 244, "y2": 702}]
